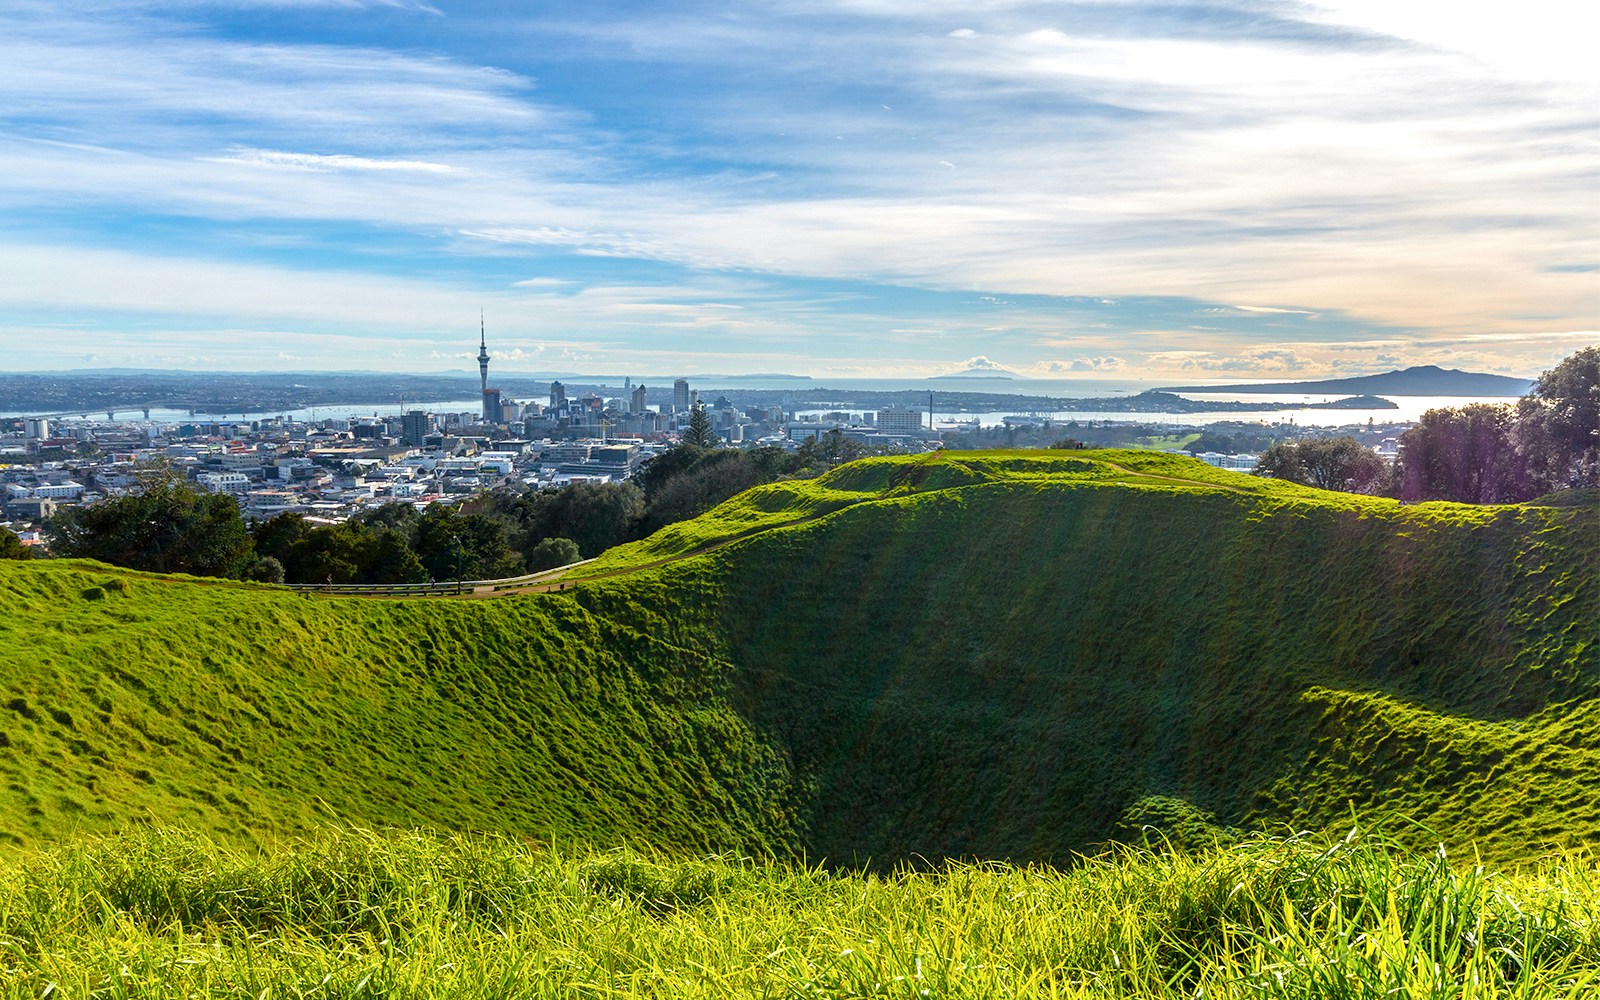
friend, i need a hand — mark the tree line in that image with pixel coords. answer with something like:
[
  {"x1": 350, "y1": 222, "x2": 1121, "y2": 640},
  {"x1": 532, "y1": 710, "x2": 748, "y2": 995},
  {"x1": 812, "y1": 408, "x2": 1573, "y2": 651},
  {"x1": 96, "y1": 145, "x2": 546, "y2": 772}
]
[
  {"x1": 29, "y1": 439, "x2": 851, "y2": 581},
  {"x1": 1253, "y1": 348, "x2": 1597, "y2": 502}
]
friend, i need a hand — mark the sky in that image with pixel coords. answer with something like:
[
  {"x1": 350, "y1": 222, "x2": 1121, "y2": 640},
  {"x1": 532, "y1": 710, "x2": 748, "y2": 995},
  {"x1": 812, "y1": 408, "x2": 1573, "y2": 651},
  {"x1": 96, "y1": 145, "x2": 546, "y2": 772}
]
[{"x1": 1, "y1": 0, "x2": 1596, "y2": 380}]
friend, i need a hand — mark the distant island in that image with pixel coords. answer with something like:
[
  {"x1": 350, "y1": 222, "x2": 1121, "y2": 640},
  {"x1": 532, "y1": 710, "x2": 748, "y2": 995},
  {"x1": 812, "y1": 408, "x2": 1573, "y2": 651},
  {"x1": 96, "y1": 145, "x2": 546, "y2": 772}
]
[
  {"x1": 931, "y1": 367, "x2": 1020, "y2": 380},
  {"x1": 1098, "y1": 391, "x2": 1396, "y2": 413},
  {"x1": 1157, "y1": 365, "x2": 1533, "y2": 397},
  {"x1": 1308, "y1": 393, "x2": 1396, "y2": 409}
]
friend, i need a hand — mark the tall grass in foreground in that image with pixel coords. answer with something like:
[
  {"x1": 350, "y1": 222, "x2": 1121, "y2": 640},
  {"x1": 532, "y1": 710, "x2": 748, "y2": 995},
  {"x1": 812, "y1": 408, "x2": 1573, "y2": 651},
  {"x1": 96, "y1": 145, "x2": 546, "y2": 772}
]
[{"x1": 0, "y1": 828, "x2": 1596, "y2": 997}]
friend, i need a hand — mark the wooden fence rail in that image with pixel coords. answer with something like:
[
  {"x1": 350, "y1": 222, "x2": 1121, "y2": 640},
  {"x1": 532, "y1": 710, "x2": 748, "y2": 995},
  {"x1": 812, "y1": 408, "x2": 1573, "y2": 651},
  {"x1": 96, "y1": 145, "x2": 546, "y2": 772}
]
[{"x1": 282, "y1": 559, "x2": 595, "y2": 597}]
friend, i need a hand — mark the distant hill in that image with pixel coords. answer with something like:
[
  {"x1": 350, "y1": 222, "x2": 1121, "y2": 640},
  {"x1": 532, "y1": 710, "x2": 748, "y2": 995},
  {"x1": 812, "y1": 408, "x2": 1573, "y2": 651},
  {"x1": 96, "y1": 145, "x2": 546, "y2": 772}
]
[
  {"x1": 1158, "y1": 365, "x2": 1534, "y2": 396},
  {"x1": 931, "y1": 367, "x2": 1019, "y2": 379}
]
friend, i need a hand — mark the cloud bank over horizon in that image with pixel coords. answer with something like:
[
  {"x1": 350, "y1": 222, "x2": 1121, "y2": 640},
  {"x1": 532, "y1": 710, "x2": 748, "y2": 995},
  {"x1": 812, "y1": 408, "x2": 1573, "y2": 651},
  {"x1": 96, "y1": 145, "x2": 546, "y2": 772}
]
[{"x1": 0, "y1": 0, "x2": 1594, "y2": 378}]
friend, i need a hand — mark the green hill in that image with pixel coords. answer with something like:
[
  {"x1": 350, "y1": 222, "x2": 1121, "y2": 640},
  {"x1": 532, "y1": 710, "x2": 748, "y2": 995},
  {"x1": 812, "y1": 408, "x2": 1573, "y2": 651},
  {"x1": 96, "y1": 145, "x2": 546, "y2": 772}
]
[
  {"x1": 0, "y1": 450, "x2": 1594, "y2": 863},
  {"x1": 0, "y1": 563, "x2": 800, "y2": 853}
]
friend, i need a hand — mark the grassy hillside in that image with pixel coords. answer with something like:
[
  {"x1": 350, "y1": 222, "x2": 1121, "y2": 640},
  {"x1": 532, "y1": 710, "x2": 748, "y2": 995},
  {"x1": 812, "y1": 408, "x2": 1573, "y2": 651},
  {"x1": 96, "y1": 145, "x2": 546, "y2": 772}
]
[
  {"x1": 570, "y1": 450, "x2": 1598, "y2": 863},
  {"x1": 0, "y1": 562, "x2": 799, "y2": 853},
  {"x1": 0, "y1": 449, "x2": 1594, "y2": 865}
]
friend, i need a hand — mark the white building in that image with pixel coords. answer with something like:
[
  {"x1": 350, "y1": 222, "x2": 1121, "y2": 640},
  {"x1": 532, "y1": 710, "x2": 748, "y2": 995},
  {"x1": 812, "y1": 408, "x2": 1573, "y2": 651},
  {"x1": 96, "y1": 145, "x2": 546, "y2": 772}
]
[
  {"x1": 195, "y1": 472, "x2": 250, "y2": 493},
  {"x1": 477, "y1": 452, "x2": 518, "y2": 476},
  {"x1": 1193, "y1": 452, "x2": 1260, "y2": 472},
  {"x1": 876, "y1": 408, "x2": 925, "y2": 435},
  {"x1": 34, "y1": 481, "x2": 86, "y2": 500}
]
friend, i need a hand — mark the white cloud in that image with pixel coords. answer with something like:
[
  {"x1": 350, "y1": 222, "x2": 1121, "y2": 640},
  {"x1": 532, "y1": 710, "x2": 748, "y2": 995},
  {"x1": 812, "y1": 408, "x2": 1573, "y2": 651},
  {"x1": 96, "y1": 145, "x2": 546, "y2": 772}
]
[
  {"x1": 1038, "y1": 356, "x2": 1129, "y2": 373},
  {"x1": 0, "y1": 14, "x2": 549, "y2": 164},
  {"x1": 1142, "y1": 348, "x2": 1318, "y2": 375},
  {"x1": 1306, "y1": 1, "x2": 1600, "y2": 89},
  {"x1": 485, "y1": 346, "x2": 546, "y2": 364},
  {"x1": 206, "y1": 148, "x2": 454, "y2": 173},
  {"x1": 1225, "y1": 305, "x2": 1320, "y2": 317},
  {"x1": 955, "y1": 355, "x2": 1011, "y2": 371}
]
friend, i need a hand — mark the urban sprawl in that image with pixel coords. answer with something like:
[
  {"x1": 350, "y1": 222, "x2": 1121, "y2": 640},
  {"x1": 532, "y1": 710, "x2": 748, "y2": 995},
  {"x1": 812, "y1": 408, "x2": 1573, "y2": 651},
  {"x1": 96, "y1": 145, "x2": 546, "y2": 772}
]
[{"x1": 2, "y1": 331, "x2": 953, "y2": 549}]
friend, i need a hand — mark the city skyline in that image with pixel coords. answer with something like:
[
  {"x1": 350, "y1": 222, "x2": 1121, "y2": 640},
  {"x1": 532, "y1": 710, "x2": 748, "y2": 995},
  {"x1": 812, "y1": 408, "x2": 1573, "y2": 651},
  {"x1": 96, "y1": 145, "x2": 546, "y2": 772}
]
[{"x1": 1, "y1": 1, "x2": 1595, "y2": 379}]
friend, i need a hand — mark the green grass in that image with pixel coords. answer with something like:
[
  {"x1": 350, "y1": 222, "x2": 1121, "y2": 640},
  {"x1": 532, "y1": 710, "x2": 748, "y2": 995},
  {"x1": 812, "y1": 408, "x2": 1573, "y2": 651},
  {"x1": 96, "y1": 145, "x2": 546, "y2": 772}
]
[
  {"x1": 574, "y1": 450, "x2": 1293, "y2": 576},
  {"x1": 2, "y1": 825, "x2": 1598, "y2": 998},
  {"x1": 568, "y1": 450, "x2": 1597, "y2": 863},
  {"x1": 0, "y1": 561, "x2": 799, "y2": 854},
  {"x1": 577, "y1": 448, "x2": 1502, "y2": 578},
  {"x1": 1136, "y1": 433, "x2": 1203, "y2": 451},
  {"x1": 0, "y1": 449, "x2": 1594, "y2": 867}
]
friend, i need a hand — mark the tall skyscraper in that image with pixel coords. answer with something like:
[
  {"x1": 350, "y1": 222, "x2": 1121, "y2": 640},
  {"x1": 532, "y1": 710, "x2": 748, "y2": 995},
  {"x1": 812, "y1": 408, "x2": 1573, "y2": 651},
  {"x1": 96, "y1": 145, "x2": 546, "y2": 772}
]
[
  {"x1": 401, "y1": 410, "x2": 431, "y2": 447},
  {"x1": 673, "y1": 378, "x2": 690, "y2": 413},
  {"x1": 631, "y1": 384, "x2": 648, "y2": 415},
  {"x1": 477, "y1": 312, "x2": 496, "y2": 422},
  {"x1": 549, "y1": 380, "x2": 567, "y2": 410}
]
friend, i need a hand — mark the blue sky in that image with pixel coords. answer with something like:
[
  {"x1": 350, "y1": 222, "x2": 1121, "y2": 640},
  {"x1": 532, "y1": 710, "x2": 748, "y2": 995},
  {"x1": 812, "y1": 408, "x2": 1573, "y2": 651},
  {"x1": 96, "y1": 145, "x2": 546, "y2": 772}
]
[{"x1": 1, "y1": 0, "x2": 1595, "y2": 379}]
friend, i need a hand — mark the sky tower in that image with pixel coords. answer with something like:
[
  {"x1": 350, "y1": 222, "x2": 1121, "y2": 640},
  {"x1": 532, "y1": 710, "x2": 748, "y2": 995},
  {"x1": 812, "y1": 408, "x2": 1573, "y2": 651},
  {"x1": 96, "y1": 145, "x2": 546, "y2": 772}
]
[
  {"x1": 477, "y1": 311, "x2": 490, "y2": 394},
  {"x1": 477, "y1": 310, "x2": 497, "y2": 422}
]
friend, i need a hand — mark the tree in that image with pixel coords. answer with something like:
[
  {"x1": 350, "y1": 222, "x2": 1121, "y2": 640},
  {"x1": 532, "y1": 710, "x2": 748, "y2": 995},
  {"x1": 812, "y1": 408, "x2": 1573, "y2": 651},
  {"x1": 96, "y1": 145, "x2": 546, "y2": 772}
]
[
  {"x1": 1252, "y1": 441, "x2": 1305, "y2": 483},
  {"x1": 242, "y1": 555, "x2": 285, "y2": 584},
  {"x1": 353, "y1": 502, "x2": 422, "y2": 536},
  {"x1": 634, "y1": 444, "x2": 713, "y2": 504},
  {"x1": 47, "y1": 481, "x2": 254, "y2": 578},
  {"x1": 251, "y1": 512, "x2": 314, "y2": 565},
  {"x1": 683, "y1": 404, "x2": 719, "y2": 448},
  {"x1": 465, "y1": 479, "x2": 657, "y2": 566},
  {"x1": 817, "y1": 429, "x2": 866, "y2": 467},
  {"x1": 359, "y1": 527, "x2": 432, "y2": 583},
  {"x1": 455, "y1": 512, "x2": 526, "y2": 579},
  {"x1": 526, "y1": 536, "x2": 581, "y2": 571},
  {"x1": 637, "y1": 445, "x2": 797, "y2": 533},
  {"x1": 1397, "y1": 404, "x2": 1532, "y2": 503},
  {"x1": 1253, "y1": 437, "x2": 1384, "y2": 493},
  {"x1": 1183, "y1": 433, "x2": 1237, "y2": 455},
  {"x1": 0, "y1": 530, "x2": 32, "y2": 561},
  {"x1": 410, "y1": 506, "x2": 522, "y2": 581},
  {"x1": 1296, "y1": 437, "x2": 1385, "y2": 493},
  {"x1": 273, "y1": 521, "x2": 365, "y2": 583},
  {"x1": 252, "y1": 513, "x2": 428, "y2": 585},
  {"x1": 521, "y1": 482, "x2": 645, "y2": 559},
  {"x1": 1516, "y1": 346, "x2": 1600, "y2": 490}
]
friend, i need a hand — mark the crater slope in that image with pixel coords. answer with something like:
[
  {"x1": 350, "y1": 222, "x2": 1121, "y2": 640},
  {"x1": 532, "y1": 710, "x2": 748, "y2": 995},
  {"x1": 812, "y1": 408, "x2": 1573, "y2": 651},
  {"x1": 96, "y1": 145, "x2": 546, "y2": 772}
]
[{"x1": 0, "y1": 450, "x2": 1593, "y2": 862}]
